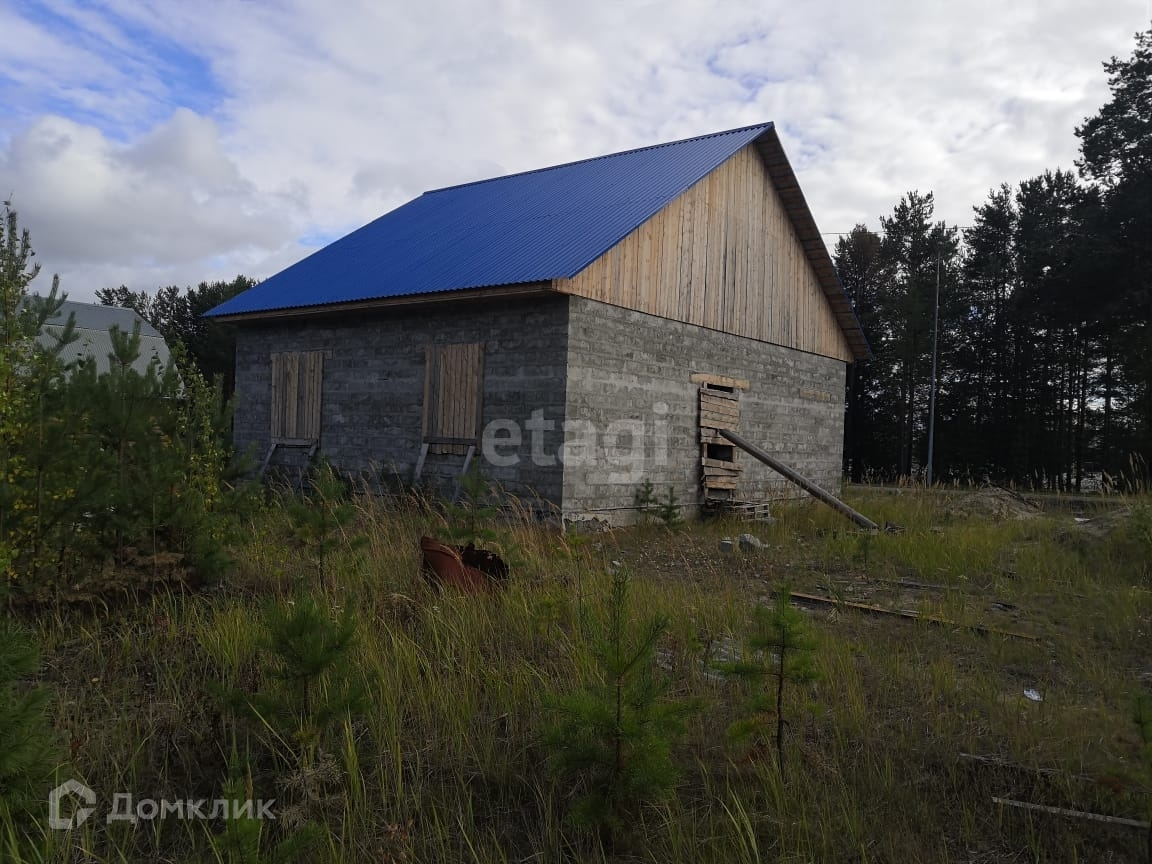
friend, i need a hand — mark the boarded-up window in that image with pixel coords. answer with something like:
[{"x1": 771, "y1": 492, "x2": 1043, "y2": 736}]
[
  {"x1": 270, "y1": 351, "x2": 324, "y2": 442},
  {"x1": 422, "y1": 343, "x2": 484, "y2": 454}
]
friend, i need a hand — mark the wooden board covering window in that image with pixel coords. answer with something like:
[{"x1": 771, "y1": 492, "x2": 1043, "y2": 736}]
[
  {"x1": 699, "y1": 384, "x2": 741, "y2": 496},
  {"x1": 270, "y1": 351, "x2": 324, "y2": 442},
  {"x1": 423, "y1": 343, "x2": 485, "y2": 455}
]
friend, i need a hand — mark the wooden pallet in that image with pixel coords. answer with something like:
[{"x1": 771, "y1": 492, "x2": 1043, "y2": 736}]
[{"x1": 703, "y1": 498, "x2": 775, "y2": 522}]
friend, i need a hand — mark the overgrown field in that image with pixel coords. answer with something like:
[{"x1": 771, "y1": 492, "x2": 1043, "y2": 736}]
[{"x1": 5, "y1": 488, "x2": 1152, "y2": 863}]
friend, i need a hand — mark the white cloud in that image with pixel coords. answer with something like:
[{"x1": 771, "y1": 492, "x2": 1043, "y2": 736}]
[
  {"x1": 0, "y1": 111, "x2": 299, "y2": 295},
  {"x1": 0, "y1": 0, "x2": 1147, "y2": 300}
]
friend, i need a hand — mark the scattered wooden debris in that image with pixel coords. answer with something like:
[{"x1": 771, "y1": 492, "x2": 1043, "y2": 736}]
[
  {"x1": 834, "y1": 577, "x2": 956, "y2": 592},
  {"x1": 786, "y1": 591, "x2": 1040, "y2": 642},
  {"x1": 958, "y1": 753, "x2": 1089, "y2": 781},
  {"x1": 991, "y1": 797, "x2": 1150, "y2": 830}
]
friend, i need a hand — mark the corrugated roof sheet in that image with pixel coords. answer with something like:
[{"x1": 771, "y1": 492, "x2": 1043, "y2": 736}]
[
  {"x1": 206, "y1": 122, "x2": 870, "y2": 360},
  {"x1": 39, "y1": 300, "x2": 172, "y2": 377},
  {"x1": 206, "y1": 123, "x2": 774, "y2": 317}
]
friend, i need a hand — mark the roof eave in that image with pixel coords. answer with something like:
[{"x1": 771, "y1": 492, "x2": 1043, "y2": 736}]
[{"x1": 209, "y1": 281, "x2": 556, "y2": 323}]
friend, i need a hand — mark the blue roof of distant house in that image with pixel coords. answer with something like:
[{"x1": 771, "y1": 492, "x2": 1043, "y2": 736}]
[{"x1": 206, "y1": 123, "x2": 776, "y2": 318}]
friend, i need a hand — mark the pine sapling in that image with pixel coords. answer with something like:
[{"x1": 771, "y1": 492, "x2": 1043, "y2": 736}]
[
  {"x1": 444, "y1": 459, "x2": 499, "y2": 549},
  {"x1": 286, "y1": 459, "x2": 365, "y2": 590},
  {"x1": 656, "y1": 487, "x2": 683, "y2": 530},
  {"x1": 211, "y1": 752, "x2": 321, "y2": 864},
  {"x1": 0, "y1": 621, "x2": 58, "y2": 826},
  {"x1": 223, "y1": 594, "x2": 365, "y2": 766},
  {"x1": 633, "y1": 481, "x2": 682, "y2": 530},
  {"x1": 542, "y1": 568, "x2": 695, "y2": 848},
  {"x1": 717, "y1": 586, "x2": 819, "y2": 775},
  {"x1": 632, "y1": 479, "x2": 658, "y2": 523}
]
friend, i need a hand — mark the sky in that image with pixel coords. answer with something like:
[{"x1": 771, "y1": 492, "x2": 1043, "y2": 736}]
[{"x1": 0, "y1": 0, "x2": 1148, "y2": 302}]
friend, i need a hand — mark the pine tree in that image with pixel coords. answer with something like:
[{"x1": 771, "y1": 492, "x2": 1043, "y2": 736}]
[
  {"x1": 717, "y1": 587, "x2": 818, "y2": 775},
  {"x1": 834, "y1": 225, "x2": 885, "y2": 482},
  {"x1": 1077, "y1": 27, "x2": 1152, "y2": 470},
  {"x1": 286, "y1": 459, "x2": 364, "y2": 590},
  {"x1": 541, "y1": 568, "x2": 694, "y2": 847},
  {"x1": 443, "y1": 458, "x2": 499, "y2": 549},
  {"x1": 0, "y1": 202, "x2": 77, "y2": 594},
  {"x1": 211, "y1": 752, "x2": 321, "y2": 864},
  {"x1": 225, "y1": 594, "x2": 365, "y2": 764},
  {"x1": 0, "y1": 621, "x2": 58, "y2": 823}
]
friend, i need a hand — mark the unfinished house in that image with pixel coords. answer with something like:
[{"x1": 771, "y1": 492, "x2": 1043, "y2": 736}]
[{"x1": 207, "y1": 122, "x2": 869, "y2": 524}]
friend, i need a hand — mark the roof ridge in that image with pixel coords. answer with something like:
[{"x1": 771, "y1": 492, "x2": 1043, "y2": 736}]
[{"x1": 424, "y1": 121, "x2": 774, "y2": 195}]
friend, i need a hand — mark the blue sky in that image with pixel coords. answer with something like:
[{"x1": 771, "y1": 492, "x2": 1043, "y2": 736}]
[{"x1": 0, "y1": 0, "x2": 1148, "y2": 299}]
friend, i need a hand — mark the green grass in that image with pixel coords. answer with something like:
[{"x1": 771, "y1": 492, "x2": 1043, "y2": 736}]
[{"x1": 5, "y1": 488, "x2": 1152, "y2": 862}]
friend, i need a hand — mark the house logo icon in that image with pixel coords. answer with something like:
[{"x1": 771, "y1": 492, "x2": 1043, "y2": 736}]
[{"x1": 48, "y1": 779, "x2": 96, "y2": 830}]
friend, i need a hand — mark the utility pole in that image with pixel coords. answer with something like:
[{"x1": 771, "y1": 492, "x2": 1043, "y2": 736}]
[{"x1": 926, "y1": 250, "x2": 941, "y2": 486}]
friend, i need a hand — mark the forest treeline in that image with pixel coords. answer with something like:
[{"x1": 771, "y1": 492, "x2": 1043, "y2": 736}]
[{"x1": 838, "y1": 27, "x2": 1151, "y2": 490}]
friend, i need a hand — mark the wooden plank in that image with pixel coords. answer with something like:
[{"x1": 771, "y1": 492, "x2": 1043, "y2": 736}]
[
  {"x1": 699, "y1": 387, "x2": 740, "y2": 401},
  {"x1": 990, "y1": 798, "x2": 1149, "y2": 830},
  {"x1": 298, "y1": 351, "x2": 322, "y2": 440},
  {"x1": 422, "y1": 436, "x2": 480, "y2": 446},
  {"x1": 704, "y1": 476, "x2": 737, "y2": 490},
  {"x1": 472, "y1": 343, "x2": 485, "y2": 439},
  {"x1": 297, "y1": 352, "x2": 310, "y2": 439},
  {"x1": 258, "y1": 442, "x2": 278, "y2": 477},
  {"x1": 704, "y1": 171, "x2": 724, "y2": 331},
  {"x1": 700, "y1": 412, "x2": 739, "y2": 430},
  {"x1": 421, "y1": 345, "x2": 434, "y2": 440},
  {"x1": 270, "y1": 353, "x2": 282, "y2": 438},
  {"x1": 284, "y1": 352, "x2": 299, "y2": 439},
  {"x1": 788, "y1": 592, "x2": 1041, "y2": 642},
  {"x1": 690, "y1": 372, "x2": 750, "y2": 390},
  {"x1": 413, "y1": 442, "x2": 429, "y2": 482},
  {"x1": 729, "y1": 146, "x2": 746, "y2": 338},
  {"x1": 703, "y1": 465, "x2": 742, "y2": 477},
  {"x1": 690, "y1": 178, "x2": 709, "y2": 326},
  {"x1": 699, "y1": 393, "x2": 741, "y2": 412},
  {"x1": 702, "y1": 457, "x2": 742, "y2": 470},
  {"x1": 700, "y1": 406, "x2": 741, "y2": 424},
  {"x1": 700, "y1": 397, "x2": 741, "y2": 415},
  {"x1": 799, "y1": 387, "x2": 832, "y2": 403}
]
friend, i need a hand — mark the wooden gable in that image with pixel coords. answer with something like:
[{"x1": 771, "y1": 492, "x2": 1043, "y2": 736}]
[{"x1": 552, "y1": 143, "x2": 854, "y2": 363}]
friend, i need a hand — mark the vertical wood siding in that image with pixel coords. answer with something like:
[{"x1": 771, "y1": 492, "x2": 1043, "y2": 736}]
[
  {"x1": 423, "y1": 342, "x2": 485, "y2": 454},
  {"x1": 553, "y1": 145, "x2": 853, "y2": 362},
  {"x1": 270, "y1": 351, "x2": 323, "y2": 441}
]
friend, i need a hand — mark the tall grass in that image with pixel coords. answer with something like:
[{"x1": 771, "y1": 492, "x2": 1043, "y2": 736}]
[{"x1": 5, "y1": 488, "x2": 1150, "y2": 862}]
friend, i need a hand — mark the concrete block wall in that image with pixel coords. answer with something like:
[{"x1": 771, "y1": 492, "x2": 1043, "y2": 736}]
[
  {"x1": 561, "y1": 297, "x2": 847, "y2": 524},
  {"x1": 232, "y1": 295, "x2": 569, "y2": 505}
]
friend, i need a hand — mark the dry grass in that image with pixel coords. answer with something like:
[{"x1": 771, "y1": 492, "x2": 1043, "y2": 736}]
[{"x1": 6, "y1": 488, "x2": 1152, "y2": 863}]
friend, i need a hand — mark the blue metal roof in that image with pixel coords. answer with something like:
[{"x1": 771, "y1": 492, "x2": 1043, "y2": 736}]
[{"x1": 207, "y1": 122, "x2": 775, "y2": 317}]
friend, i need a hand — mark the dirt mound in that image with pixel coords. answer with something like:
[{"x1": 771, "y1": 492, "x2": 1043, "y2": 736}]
[
  {"x1": 945, "y1": 488, "x2": 1042, "y2": 521},
  {"x1": 1071, "y1": 506, "x2": 1133, "y2": 538}
]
